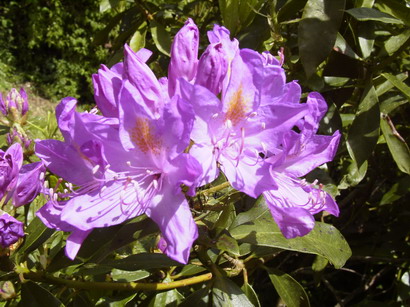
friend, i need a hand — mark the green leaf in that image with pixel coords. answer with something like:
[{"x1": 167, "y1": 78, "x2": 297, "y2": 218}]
[
  {"x1": 129, "y1": 22, "x2": 147, "y2": 52},
  {"x1": 334, "y1": 33, "x2": 362, "y2": 59},
  {"x1": 346, "y1": 84, "x2": 380, "y2": 169},
  {"x1": 99, "y1": 0, "x2": 124, "y2": 13},
  {"x1": 358, "y1": 21, "x2": 375, "y2": 58},
  {"x1": 103, "y1": 253, "x2": 180, "y2": 271},
  {"x1": 267, "y1": 268, "x2": 310, "y2": 307},
  {"x1": 380, "y1": 176, "x2": 410, "y2": 205},
  {"x1": 380, "y1": 113, "x2": 410, "y2": 174},
  {"x1": 230, "y1": 200, "x2": 351, "y2": 268},
  {"x1": 346, "y1": 7, "x2": 403, "y2": 24},
  {"x1": 148, "y1": 288, "x2": 184, "y2": 307},
  {"x1": 180, "y1": 286, "x2": 210, "y2": 306},
  {"x1": 149, "y1": 20, "x2": 171, "y2": 57},
  {"x1": 14, "y1": 217, "x2": 54, "y2": 260},
  {"x1": 277, "y1": 0, "x2": 308, "y2": 23},
  {"x1": 20, "y1": 281, "x2": 64, "y2": 307},
  {"x1": 298, "y1": 0, "x2": 346, "y2": 77},
  {"x1": 376, "y1": 0, "x2": 410, "y2": 26},
  {"x1": 384, "y1": 29, "x2": 410, "y2": 55},
  {"x1": 241, "y1": 283, "x2": 261, "y2": 307},
  {"x1": 216, "y1": 233, "x2": 240, "y2": 256},
  {"x1": 219, "y1": 0, "x2": 240, "y2": 36},
  {"x1": 375, "y1": 72, "x2": 408, "y2": 97},
  {"x1": 339, "y1": 159, "x2": 368, "y2": 189},
  {"x1": 312, "y1": 255, "x2": 329, "y2": 272},
  {"x1": 381, "y1": 73, "x2": 410, "y2": 102},
  {"x1": 111, "y1": 269, "x2": 150, "y2": 282},
  {"x1": 212, "y1": 203, "x2": 236, "y2": 236},
  {"x1": 212, "y1": 277, "x2": 254, "y2": 307}
]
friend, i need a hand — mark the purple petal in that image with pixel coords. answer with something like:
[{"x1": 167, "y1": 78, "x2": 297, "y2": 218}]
[
  {"x1": 60, "y1": 181, "x2": 144, "y2": 231},
  {"x1": 166, "y1": 153, "x2": 202, "y2": 196},
  {"x1": 65, "y1": 230, "x2": 92, "y2": 260},
  {"x1": 12, "y1": 162, "x2": 45, "y2": 207},
  {"x1": 189, "y1": 144, "x2": 219, "y2": 187},
  {"x1": 168, "y1": 18, "x2": 199, "y2": 96},
  {"x1": 145, "y1": 184, "x2": 198, "y2": 264},
  {"x1": 220, "y1": 152, "x2": 273, "y2": 198},
  {"x1": 196, "y1": 43, "x2": 227, "y2": 95},
  {"x1": 267, "y1": 205, "x2": 316, "y2": 238},
  {"x1": 123, "y1": 44, "x2": 163, "y2": 108}
]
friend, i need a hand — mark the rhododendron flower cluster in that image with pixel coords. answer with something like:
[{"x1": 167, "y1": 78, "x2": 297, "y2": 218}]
[{"x1": 35, "y1": 19, "x2": 340, "y2": 264}]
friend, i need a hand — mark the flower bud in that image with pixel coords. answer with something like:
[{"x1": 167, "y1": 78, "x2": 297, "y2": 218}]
[
  {"x1": 0, "y1": 213, "x2": 24, "y2": 248},
  {"x1": 168, "y1": 18, "x2": 199, "y2": 96},
  {"x1": 1, "y1": 88, "x2": 29, "y2": 124},
  {"x1": 195, "y1": 43, "x2": 228, "y2": 95},
  {"x1": 12, "y1": 161, "x2": 45, "y2": 207}
]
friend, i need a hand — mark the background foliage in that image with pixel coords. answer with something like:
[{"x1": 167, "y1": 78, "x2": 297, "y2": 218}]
[{"x1": 0, "y1": 0, "x2": 409, "y2": 306}]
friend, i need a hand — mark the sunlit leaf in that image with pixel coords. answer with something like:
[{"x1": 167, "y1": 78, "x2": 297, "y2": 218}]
[
  {"x1": 380, "y1": 113, "x2": 410, "y2": 174},
  {"x1": 381, "y1": 73, "x2": 410, "y2": 101},
  {"x1": 212, "y1": 277, "x2": 254, "y2": 307},
  {"x1": 230, "y1": 200, "x2": 351, "y2": 268},
  {"x1": 130, "y1": 22, "x2": 147, "y2": 52},
  {"x1": 149, "y1": 20, "x2": 171, "y2": 56},
  {"x1": 148, "y1": 287, "x2": 184, "y2": 307},
  {"x1": 384, "y1": 29, "x2": 410, "y2": 55},
  {"x1": 346, "y1": 7, "x2": 403, "y2": 24},
  {"x1": 376, "y1": 0, "x2": 410, "y2": 26},
  {"x1": 267, "y1": 268, "x2": 310, "y2": 307}
]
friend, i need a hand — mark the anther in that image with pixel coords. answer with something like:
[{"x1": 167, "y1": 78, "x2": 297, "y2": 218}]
[
  {"x1": 249, "y1": 111, "x2": 257, "y2": 118},
  {"x1": 39, "y1": 172, "x2": 45, "y2": 181},
  {"x1": 212, "y1": 113, "x2": 219, "y2": 119},
  {"x1": 226, "y1": 119, "x2": 233, "y2": 129},
  {"x1": 92, "y1": 165, "x2": 100, "y2": 174},
  {"x1": 261, "y1": 122, "x2": 266, "y2": 130},
  {"x1": 44, "y1": 181, "x2": 49, "y2": 189}
]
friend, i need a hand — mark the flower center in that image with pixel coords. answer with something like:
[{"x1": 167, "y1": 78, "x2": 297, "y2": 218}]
[{"x1": 130, "y1": 117, "x2": 162, "y2": 155}]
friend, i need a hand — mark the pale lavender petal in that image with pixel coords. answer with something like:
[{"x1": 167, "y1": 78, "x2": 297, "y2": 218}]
[
  {"x1": 146, "y1": 184, "x2": 198, "y2": 264},
  {"x1": 123, "y1": 44, "x2": 163, "y2": 108},
  {"x1": 35, "y1": 140, "x2": 95, "y2": 186},
  {"x1": 166, "y1": 153, "x2": 202, "y2": 196},
  {"x1": 220, "y1": 152, "x2": 273, "y2": 198},
  {"x1": 61, "y1": 181, "x2": 144, "y2": 231},
  {"x1": 168, "y1": 18, "x2": 199, "y2": 96},
  {"x1": 65, "y1": 230, "x2": 92, "y2": 260},
  {"x1": 269, "y1": 131, "x2": 341, "y2": 177},
  {"x1": 12, "y1": 162, "x2": 45, "y2": 207},
  {"x1": 267, "y1": 205, "x2": 315, "y2": 238},
  {"x1": 189, "y1": 144, "x2": 219, "y2": 187},
  {"x1": 196, "y1": 43, "x2": 227, "y2": 95}
]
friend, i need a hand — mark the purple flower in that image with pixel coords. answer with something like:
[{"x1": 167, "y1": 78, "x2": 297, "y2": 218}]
[
  {"x1": 36, "y1": 84, "x2": 201, "y2": 263},
  {"x1": 181, "y1": 47, "x2": 309, "y2": 198},
  {"x1": 0, "y1": 143, "x2": 45, "y2": 207},
  {"x1": 168, "y1": 18, "x2": 199, "y2": 96},
  {"x1": 263, "y1": 93, "x2": 341, "y2": 238},
  {"x1": 0, "y1": 144, "x2": 23, "y2": 202},
  {"x1": 92, "y1": 48, "x2": 153, "y2": 118},
  {"x1": 0, "y1": 213, "x2": 24, "y2": 248}
]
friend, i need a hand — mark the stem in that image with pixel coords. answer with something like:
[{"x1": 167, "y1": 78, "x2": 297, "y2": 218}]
[
  {"x1": 197, "y1": 182, "x2": 230, "y2": 197},
  {"x1": 24, "y1": 271, "x2": 212, "y2": 291}
]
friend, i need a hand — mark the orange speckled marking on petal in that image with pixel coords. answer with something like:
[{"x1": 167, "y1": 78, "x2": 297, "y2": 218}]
[
  {"x1": 225, "y1": 86, "x2": 249, "y2": 126},
  {"x1": 130, "y1": 117, "x2": 162, "y2": 155}
]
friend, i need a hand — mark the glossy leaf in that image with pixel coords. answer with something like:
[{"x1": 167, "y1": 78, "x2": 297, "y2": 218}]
[
  {"x1": 218, "y1": 0, "x2": 239, "y2": 35},
  {"x1": 298, "y1": 0, "x2": 346, "y2": 77},
  {"x1": 384, "y1": 29, "x2": 410, "y2": 55},
  {"x1": 347, "y1": 84, "x2": 380, "y2": 169},
  {"x1": 380, "y1": 113, "x2": 410, "y2": 174},
  {"x1": 230, "y1": 200, "x2": 351, "y2": 269},
  {"x1": 20, "y1": 281, "x2": 64, "y2": 307},
  {"x1": 180, "y1": 286, "x2": 210, "y2": 306},
  {"x1": 334, "y1": 33, "x2": 362, "y2": 59},
  {"x1": 149, "y1": 20, "x2": 171, "y2": 56},
  {"x1": 381, "y1": 73, "x2": 410, "y2": 101},
  {"x1": 241, "y1": 283, "x2": 261, "y2": 307},
  {"x1": 346, "y1": 7, "x2": 403, "y2": 24},
  {"x1": 358, "y1": 21, "x2": 375, "y2": 59},
  {"x1": 375, "y1": 72, "x2": 408, "y2": 97},
  {"x1": 216, "y1": 233, "x2": 240, "y2": 256},
  {"x1": 148, "y1": 288, "x2": 184, "y2": 307},
  {"x1": 376, "y1": 0, "x2": 410, "y2": 26},
  {"x1": 268, "y1": 268, "x2": 310, "y2": 307},
  {"x1": 111, "y1": 269, "x2": 150, "y2": 282},
  {"x1": 130, "y1": 22, "x2": 147, "y2": 52},
  {"x1": 212, "y1": 277, "x2": 254, "y2": 307}
]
